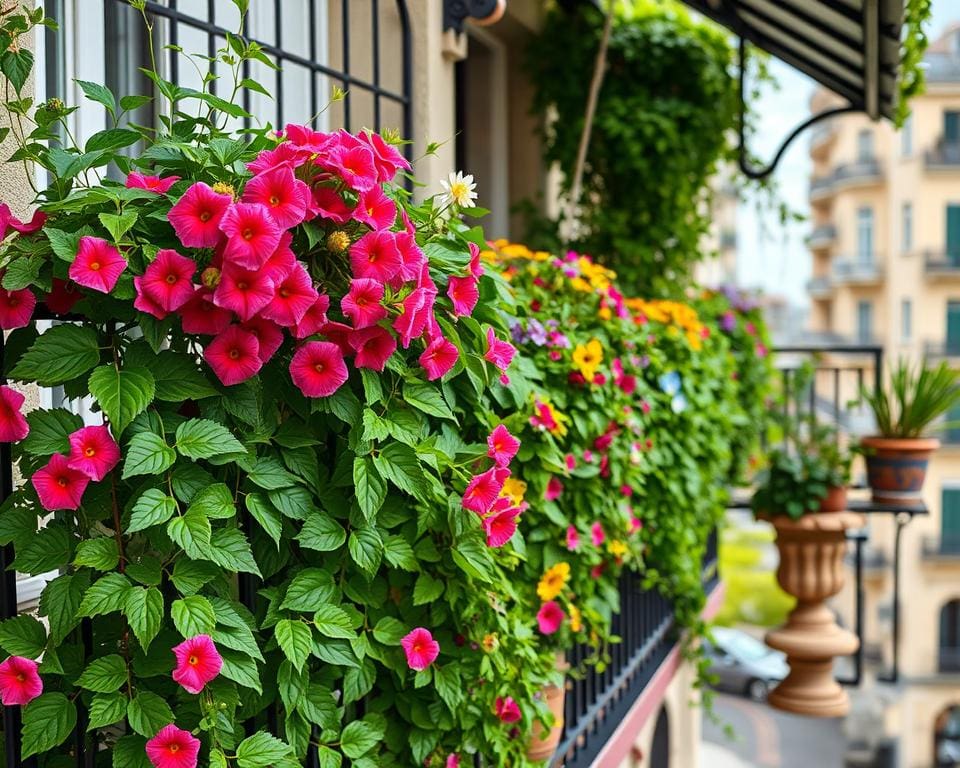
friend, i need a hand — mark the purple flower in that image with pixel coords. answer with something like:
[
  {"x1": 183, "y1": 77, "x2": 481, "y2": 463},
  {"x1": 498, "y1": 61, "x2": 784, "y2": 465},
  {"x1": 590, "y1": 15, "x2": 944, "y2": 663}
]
[
  {"x1": 720, "y1": 311, "x2": 736, "y2": 333},
  {"x1": 510, "y1": 321, "x2": 527, "y2": 345},
  {"x1": 528, "y1": 319, "x2": 548, "y2": 346}
]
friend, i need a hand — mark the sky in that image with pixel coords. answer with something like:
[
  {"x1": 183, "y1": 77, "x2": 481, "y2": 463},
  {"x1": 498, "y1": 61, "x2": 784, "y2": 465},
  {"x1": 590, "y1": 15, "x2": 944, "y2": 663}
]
[{"x1": 734, "y1": 1, "x2": 959, "y2": 308}]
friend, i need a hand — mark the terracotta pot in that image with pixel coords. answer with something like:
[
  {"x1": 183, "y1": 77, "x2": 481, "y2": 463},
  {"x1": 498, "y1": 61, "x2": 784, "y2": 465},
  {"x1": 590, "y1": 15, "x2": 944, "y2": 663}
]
[
  {"x1": 764, "y1": 512, "x2": 865, "y2": 717},
  {"x1": 527, "y1": 654, "x2": 567, "y2": 761},
  {"x1": 861, "y1": 436, "x2": 939, "y2": 504},
  {"x1": 816, "y1": 485, "x2": 847, "y2": 513}
]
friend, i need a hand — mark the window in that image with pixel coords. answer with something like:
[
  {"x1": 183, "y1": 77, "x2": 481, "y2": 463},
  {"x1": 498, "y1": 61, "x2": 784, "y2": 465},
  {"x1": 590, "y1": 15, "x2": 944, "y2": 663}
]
[
  {"x1": 948, "y1": 205, "x2": 960, "y2": 265},
  {"x1": 857, "y1": 300, "x2": 873, "y2": 344},
  {"x1": 857, "y1": 128, "x2": 874, "y2": 162},
  {"x1": 948, "y1": 301, "x2": 960, "y2": 355},
  {"x1": 946, "y1": 111, "x2": 960, "y2": 147},
  {"x1": 857, "y1": 206, "x2": 874, "y2": 264},
  {"x1": 902, "y1": 298, "x2": 912, "y2": 342},
  {"x1": 902, "y1": 202, "x2": 913, "y2": 253},
  {"x1": 901, "y1": 113, "x2": 913, "y2": 157},
  {"x1": 940, "y1": 599, "x2": 960, "y2": 671}
]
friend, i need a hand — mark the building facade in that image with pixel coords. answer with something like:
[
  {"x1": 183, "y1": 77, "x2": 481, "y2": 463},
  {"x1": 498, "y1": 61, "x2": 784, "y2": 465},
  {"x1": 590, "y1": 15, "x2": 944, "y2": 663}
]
[{"x1": 807, "y1": 25, "x2": 960, "y2": 768}]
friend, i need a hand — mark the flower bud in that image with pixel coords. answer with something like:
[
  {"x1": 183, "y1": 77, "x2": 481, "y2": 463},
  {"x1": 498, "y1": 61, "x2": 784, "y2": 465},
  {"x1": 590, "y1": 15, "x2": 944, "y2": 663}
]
[
  {"x1": 326, "y1": 230, "x2": 351, "y2": 253},
  {"x1": 201, "y1": 266, "x2": 221, "y2": 289},
  {"x1": 211, "y1": 181, "x2": 235, "y2": 198}
]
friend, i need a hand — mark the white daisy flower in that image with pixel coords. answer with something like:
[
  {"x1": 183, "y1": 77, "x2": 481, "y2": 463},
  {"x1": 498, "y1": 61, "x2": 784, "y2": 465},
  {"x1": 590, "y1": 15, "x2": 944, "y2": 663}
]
[{"x1": 439, "y1": 171, "x2": 478, "y2": 209}]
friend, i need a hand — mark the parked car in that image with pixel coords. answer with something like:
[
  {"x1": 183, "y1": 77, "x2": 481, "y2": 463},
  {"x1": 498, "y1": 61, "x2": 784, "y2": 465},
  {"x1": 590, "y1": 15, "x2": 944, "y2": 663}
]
[{"x1": 704, "y1": 627, "x2": 789, "y2": 702}]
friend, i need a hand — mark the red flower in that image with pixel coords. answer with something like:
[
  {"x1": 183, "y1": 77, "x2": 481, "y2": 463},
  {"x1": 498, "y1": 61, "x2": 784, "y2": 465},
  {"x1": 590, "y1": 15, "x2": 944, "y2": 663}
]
[
  {"x1": 145, "y1": 724, "x2": 201, "y2": 768},
  {"x1": 168, "y1": 182, "x2": 231, "y2": 249},
  {"x1": 536, "y1": 601, "x2": 565, "y2": 635},
  {"x1": 419, "y1": 335, "x2": 458, "y2": 381},
  {"x1": 218, "y1": 202, "x2": 283, "y2": 270},
  {"x1": 354, "y1": 186, "x2": 397, "y2": 230},
  {"x1": 393, "y1": 287, "x2": 435, "y2": 348},
  {"x1": 180, "y1": 288, "x2": 232, "y2": 336},
  {"x1": 126, "y1": 172, "x2": 179, "y2": 194},
  {"x1": 172, "y1": 635, "x2": 223, "y2": 694},
  {"x1": 468, "y1": 242, "x2": 484, "y2": 278},
  {"x1": 349, "y1": 326, "x2": 397, "y2": 372},
  {"x1": 241, "y1": 164, "x2": 310, "y2": 229},
  {"x1": 203, "y1": 325, "x2": 262, "y2": 386},
  {"x1": 482, "y1": 503, "x2": 521, "y2": 548},
  {"x1": 495, "y1": 696, "x2": 521, "y2": 724},
  {"x1": 0, "y1": 386, "x2": 28, "y2": 443},
  {"x1": 241, "y1": 316, "x2": 284, "y2": 363},
  {"x1": 138, "y1": 249, "x2": 197, "y2": 313},
  {"x1": 67, "y1": 425, "x2": 120, "y2": 481},
  {"x1": 462, "y1": 467, "x2": 509, "y2": 515},
  {"x1": 341, "y1": 278, "x2": 387, "y2": 329},
  {"x1": 69, "y1": 236, "x2": 127, "y2": 294},
  {"x1": 311, "y1": 186, "x2": 353, "y2": 224},
  {"x1": 7, "y1": 210, "x2": 46, "y2": 235},
  {"x1": 293, "y1": 294, "x2": 331, "y2": 340},
  {"x1": 486, "y1": 424, "x2": 520, "y2": 467},
  {"x1": 0, "y1": 287, "x2": 35, "y2": 329},
  {"x1": 31, "y1": 453, "x2": 90, "y2": 511},
  {"x1": 400, "y1": 627, "x2": 440, "y2": 671},
  {"x1": 213, "y1": 263, "x2": 275, "y2": 321},
  {"x1": 259, "y1": 264, "x2": 318, "y2": 328},
  {"x1": 43, "y1": 278, "x2": 81, "y2": 315},
  {"x1": 545, "y1": 476, "x2": 563, "y2": 502},
  {"x1": 350, "y1": 229, "x2": 402, "y2": 283},
  {"x1": 0, "y1": 656, "x2": 42, "y2": 706},
  {"x1": 395, "y1": 230, "x2": 426, "y2": 283},
  {"x1": 289, "y1": 341, "x2": 349, "y2": 398},
  {"x1": 446, "y1": 275, "x2": 479, "y2": 317}
]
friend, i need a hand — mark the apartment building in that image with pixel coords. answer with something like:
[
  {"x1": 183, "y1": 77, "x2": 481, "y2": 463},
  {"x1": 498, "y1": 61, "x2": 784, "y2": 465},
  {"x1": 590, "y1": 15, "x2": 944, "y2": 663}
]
[{"x1": 807, "y1": 25, "x2": 960, "y2": 768}]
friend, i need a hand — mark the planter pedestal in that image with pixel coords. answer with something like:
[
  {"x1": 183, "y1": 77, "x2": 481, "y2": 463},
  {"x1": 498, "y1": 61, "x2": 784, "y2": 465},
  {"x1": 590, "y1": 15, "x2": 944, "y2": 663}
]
[{"x1": 764, "y1": 512, "x2": 864, "y2": 718}]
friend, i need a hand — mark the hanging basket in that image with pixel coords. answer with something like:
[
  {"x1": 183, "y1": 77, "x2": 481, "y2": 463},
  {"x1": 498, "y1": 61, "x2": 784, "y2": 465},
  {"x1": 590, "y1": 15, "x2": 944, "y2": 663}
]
[{"x1": 763, "y1": 511, "x2": 865, "y2": 717}]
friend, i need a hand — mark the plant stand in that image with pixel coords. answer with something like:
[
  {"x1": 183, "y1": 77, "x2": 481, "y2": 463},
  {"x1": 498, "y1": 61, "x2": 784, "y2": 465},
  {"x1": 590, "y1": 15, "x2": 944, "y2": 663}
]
[{"x1": 764, "y1": 512, "x2": 865, "y2": 717}]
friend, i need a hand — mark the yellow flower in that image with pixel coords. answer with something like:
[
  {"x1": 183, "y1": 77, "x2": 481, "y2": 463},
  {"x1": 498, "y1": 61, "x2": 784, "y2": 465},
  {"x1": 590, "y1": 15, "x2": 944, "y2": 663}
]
[
  {"x1": 211, "y1": 181, "x2": 235, "y2": 197},
  {"x1": 569, "y1": 603, "x2": 583, "y2": 633},
  {"x1": 572, "y1": 338, "x2": 604, "y2": 380},
  {"x1": 537, "y1": 562, "x2": 570, "y2": 602},
  {"x1": 482, "y1": 633, "x2": 499, "y2": 653},
  {"x1": 598, "y1": 305, "x2": 612, "y2": 321},
  {"x1": 500, "y1": 477, "x2": 527, "y2": 506},
  {"x1": 608, "y1": 540, "x2": 628, "y2": 558}
]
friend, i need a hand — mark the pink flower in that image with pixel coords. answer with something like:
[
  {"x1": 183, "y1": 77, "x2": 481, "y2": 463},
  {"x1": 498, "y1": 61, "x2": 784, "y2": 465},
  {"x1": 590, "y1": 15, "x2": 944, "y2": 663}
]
[
  {"x1": 354, "y1": 186, "x2": 397, "y2": 230},
  {"x1": 203, "y1": 325, "x2": 263, "y2": 386},
  {"x1": 545, "y1": 476, "x2": 563, "y2": 502},
  {"x1": 290, "y1": 341, "x2": 349, "y2": 398},
  {"x1": 591, "y1": 522, "x2": 605, "y2": 547},
  {"x1": 0, "y1": 287, "x2": 34, "y2": 329},
  {"x1": 446, "y1": 275, "x2": 479, "y2": 317},
  {"x1": 495, "y1": 696, "x2": 521, "y2": 724},
  {"x1": 482, "y1": 504, "x2": 520, "y2": 548},
  {"x1": 248, "y1": 141, "x2": 312, "y2": 175},
  {"x1": 32, "y1": 453, "x2": 90, "y2": 511},
  {"x1": 0, "y1": 656, "x2": 42, "y2": 706},
  {"x1": 566, "y1": 526, "x2": 580, "y2": 552},
  {"x1": 537, "y1": 601, "x2": 565, "y2": 635},
  {"x1": 44, "y1": 278, "x2": 82, "y2": 315},
  {"x1": 293, "y1": 294, "x2": 331, "y2": 340},
  {"x1": 350, "y1": 230, "x2": 402, "y2": 283},
  {"x1": 393, "y1": 287, "x2": 434, "y2": 348},
  {"x1": 395, "y1": 230, "x2": 426, "y2": 283},
  {"x1": 0, "y1": 386, "x2": 28, "y2": 443},
  {"x1": 350, "y1": 326, "x2": 397, "y2": 372},
  {"x1": 6, "y1": 210, "x2": 45, "y2": 235},
  {"x1": 126, "y1": 172, "x2": 179, "y2": 194},
  {"x1": 484, "y1": 328, "x2": 516, "y2": 373},
  {"x1": 138, "y1": 249, "x2": 197, "y2": 313},
  {"x1": 446, "y1": 755, "x2": 461, "y2": 768},
  {"x1": 462, "y1": 467, "x2": 508, "y2": 515},
  {"x1": 241, "y1": 164, "x2": 310, "y2": 229},
  {"x1": 312, "y1": 186, "x2": 354, "y2": 224},
  {"x1": 168, "y1": 182, "x2": 232, "y2": 249},
  {"x1": 400, "y1": 627, "x2": 440, "y2": 671},
  {"x1": 259, "y1": 264, "x2": 317, "y2": 328},
  {"x1": 219, "y1": 202, "x2": 283, "y2": 270},
  {"x1": 487, "y1": 425, "x2": 519, "y2": 467},
  {"x1": 565, "y1": 454, "x2": 576, "y2": 471},
  {"x1": 213, "y1": 263, "x2": 275, "y2": 321},
  {"x1": 629, "y1": 515, "x2": 643, "y2": 534},
  {"x1": 132, "y1": 277, "x2": 168, "y2": 319},
  {"x1": 468, "y1": 242, "x2": 484, "y2": 278},
  {"x1": 70, "y1": 236, "x2": 127, "y2": 293},
  {"x1": 241, "y1": 316, "x2": 284, "y2": 363},
  {"x1": 341, "y1": 278, "x2": 387, "y2": 329},
  {"x1": 359, "y1": 130, "x2": 411, "y2": 182},
  {"x1": 419, "y1": 335, "x2": 458, "y2": 381},
  {"x1": 171, "y1": 635, "x2": 223, "y2": 694},
  {"x1": 67, "y1": 425, "x2": 120, "y2": 481},
  {"x1": 261, "y1": 233, "x2": 296, "y2": 283},
  {"x1": 328, "y1": 145, "x2": 378, "y2": 192},
  {"x1": 180, "y1": 289, "x2": 232, "y2": 336},
  {"x1": 145, "y1": 724, "x2": 201, "y2": 768}
]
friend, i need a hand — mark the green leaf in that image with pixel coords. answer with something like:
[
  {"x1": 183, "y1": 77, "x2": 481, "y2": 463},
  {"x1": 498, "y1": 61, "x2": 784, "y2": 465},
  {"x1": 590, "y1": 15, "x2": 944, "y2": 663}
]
[
  {"x1": 73, "y1": 537, "x2": 119, "y2": 571},
  {"x1": 10, "y1": 324, "x2": 100, "y2": 386},
  {"x1": 170, "y1": 559, "x2": 219, "y2": 596},
  {"x1": 77, "y1": 654, "x2": 127, "y2": 693},
  {"x1": 1, "y1": 48, "x2": 33, "y2": 94},
  {"x1": 127, "y1": 691, "x2": 174, "y2": 737},
  {"x1": 374, "y1": 442, "x2": 428, "y2": 500},
  {"x1": 171, "y1": 595, "x2": 217, "y2": 637},
  {"x1": 383, "y1": 535, "x2": 419, "y2": 572},
  {"x1": 86, "y1": 127, "x2": 140, "y2": 153},
  {"x1": 22, "y1": 693, "x2": 76, "y2": 759},
  {"x1": 296, "y1": 512, "x2": 346, "y2": 552},
  {"x1": 275, "y1": 619, "x2": 312, "y2": 672},
  {"x1": 124, "y1": 586, "x2": 164, "y2": 652},
  {"x1": 413, "y1": 572, "x2": 444, "y2": 606},
  {"x1": 249, "y1": 456, "x2": 296, "y2": 489},
  {"x1": 76, "y1": 79, "x2": 116, "y2": 116},
  {"x1": 268, "y1": 485, "x2": 314, "y2": 520},
  {"x1": 245, "y1": 493, "x2": 282, "y2": 546},
  {"x1": 113, "y1": 735, "x2": 152, "y2": 768},
  {"x1": 2, "y1": 257, "x2": 41, "y2": 290},
  {"x1": 316, "y1": 746, "x2": 343, "y2": 768},
  {"x1": 126, "y1": 557, "x2": 162, "y2": 586},
  {"x1": 97, "y1": 210, "x2": 138, "y2": 242},
  {"x1": 433, "y1": 663, "x2": 463, "y2": 710},
  {"x1": 0, "y1": 615, "x2": 46, "y2": 658},
  {"x1": 207, "y1": 527, "x2": 261, "y2": 576},
  {"x1": 188, "y1": 483, "x2": 236, "y2": 519},
  {"x1": 312, "y1": 604, "x2": 355, "y2": 640},
  {"x1": 403, "y1": 381, "x2": 455, "y2": 420},
  {"x1": 88, "y1": 365, "x2": 155, "y2": 437},
  {"x1": 21, "y1": 408, "x2": 82, "y2": 455},
  {"x1": 128, "y1": 489, "x2": 177, "y2": 533},
  {"x1": 281, "y1": 569, "x2": 337, "y2": 612},
  {"x1": 220, "y1": 648, "x2": 262, "y2": 693},
  {"x1": 39, "y1": 573, "x2": 86, "y2": 643},
  {"x1": 78, "y1": 573, "x2": 132, "y2": 618},
  {"x1": 348, "y1": 526, "x2": 383, "y2": 575},
  {"x1": 340, "y1": 721, "x2": 380, "y2": 760},
  {"x1": 12, "y1": 524, "x2": 73, "y2": 575},
  {"x1": 353, "y1": 457, "x2": 386, "y2": 521},
  {"x1": 175, "y1": 418, "x2": 245, "y2": 459},
  {"x1": 361, "y1": 408, "x2": 389, "y2": 441},
  {"x1": 88, "y1": 692, "x2": 127, "y2": 730},
  {"x1": 236, "y1": 731, "x2": 295, "y2": 768},
  {"x1": 372, "y1": 616, "x2": 406, "y2": 646},
  {"x1": 452, "y1": 538, "x2": 495, "y2": 582},
  {"x1": 122, "y1": 432, "x2": 176, "y2": 479},
  {"x1": 167, "y1": 510, "x2": 212, "y2": 559},
  {"x1": 145, "y1": 350, "x2": 218, "y2": 401},
  {"x1": 120, "y1": 94, "x2": 152, "y2": 111}
]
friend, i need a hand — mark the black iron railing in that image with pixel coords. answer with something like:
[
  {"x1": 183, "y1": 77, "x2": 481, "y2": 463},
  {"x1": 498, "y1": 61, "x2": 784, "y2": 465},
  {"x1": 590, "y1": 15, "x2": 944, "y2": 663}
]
[
  {"x1": 924, "y1": 140, "x2": 960, "y2": 168},
  {"x1": 923, "y1": 252, "x2": 960, "y2": 274}
]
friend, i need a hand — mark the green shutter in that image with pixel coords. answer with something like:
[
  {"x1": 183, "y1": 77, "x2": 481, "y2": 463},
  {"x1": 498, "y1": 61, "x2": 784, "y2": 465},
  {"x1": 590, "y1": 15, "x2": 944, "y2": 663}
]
[
  {"x1": 947, "y1": 205, "x2": 960, "y2": 264},
  {"x1": 946, "y1": 112, "x2": 960, "y2": 145},
  {"x1": 941, "y1": 489, "x2": 960, "y2": 554}
]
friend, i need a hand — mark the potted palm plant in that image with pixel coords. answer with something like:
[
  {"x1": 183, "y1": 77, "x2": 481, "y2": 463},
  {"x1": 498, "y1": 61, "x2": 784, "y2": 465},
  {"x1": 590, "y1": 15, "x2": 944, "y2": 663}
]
[{"x1": 861, "y1": 359, "x2": 960, "y2": 504}]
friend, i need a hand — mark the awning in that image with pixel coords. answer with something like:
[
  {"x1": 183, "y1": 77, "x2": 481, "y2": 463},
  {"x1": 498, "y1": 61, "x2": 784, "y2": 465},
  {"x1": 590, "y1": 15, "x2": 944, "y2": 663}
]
[{"x1": 678, "y1": 0, "x2": 906, "y2": 121}]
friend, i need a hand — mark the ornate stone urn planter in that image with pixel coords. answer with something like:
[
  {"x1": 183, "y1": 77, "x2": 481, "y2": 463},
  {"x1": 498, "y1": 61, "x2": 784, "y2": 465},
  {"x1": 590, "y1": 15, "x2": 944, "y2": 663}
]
[
  {"x1": 527, "y1": 654, "x2": 568, "y2": 761},
  {"x1": 764, "y1": 511, "x2": 865, "y2": 717}
]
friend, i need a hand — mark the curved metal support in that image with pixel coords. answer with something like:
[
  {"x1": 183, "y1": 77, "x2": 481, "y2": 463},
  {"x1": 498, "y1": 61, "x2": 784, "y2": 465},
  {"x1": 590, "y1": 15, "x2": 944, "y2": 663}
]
[
  {"x1": 443, "y1": 0, "x2": 505, "y2": 33},
  {"x1": 736, "y1": 37, "x2": 859, "y2": 180}
]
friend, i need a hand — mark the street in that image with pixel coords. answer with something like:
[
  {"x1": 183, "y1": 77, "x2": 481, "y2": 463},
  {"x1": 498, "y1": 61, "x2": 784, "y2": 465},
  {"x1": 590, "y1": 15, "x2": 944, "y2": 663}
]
[{"x1": 702, "y1": 692, "x2": 847, "y2": 767}]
